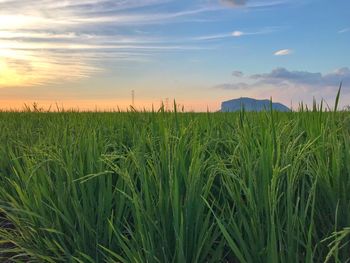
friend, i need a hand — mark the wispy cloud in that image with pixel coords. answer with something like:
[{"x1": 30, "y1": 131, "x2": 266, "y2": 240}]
[
  {"x1": 66, "y1": 7, "x2": 218, "y2": 26},
  {"x1": 0, "y1": 0, "x2": 293, "y2": 88},
  {"x1": 0, "y1": 0, "x2": 219, "y2": 88},
  {"x1": 232, "y1": 70, "x2": 244, "y2": 77},
  {"x1": 218, "y1": 0, "x2": 289, "y2": 9},
  {"x1": 274, "y1": 49, "x2": 292, "y2": 56},
  {"x1": 232, "y1": 28, "x2": 278, "y2": 37},
  {"x1": 193, "y1": 33, "x2": 232, "y2": 41},
  {"x1": 247, "y1": 0, "x2": 289, "y2": 8},
  {"x1": 0, "y1": 0, "x2": 170, "y2": 14},
  {"x1": 220, "y1": 0, "x2": 247, "y2": 7},
  {"x1": 214, "y1": 82, "x2": 249, "y2": 90},
  {"x1": 0, "y1": 8, "x2": 217, "y2": 30},
  {"x1": 0, "y1": 49, "x2": 100, "y2": 87},
  {"x1": 338, "y1": 28, "x2": 350, "y2": 34},
  {"x1": 194, "y1": 27, "x2": 279, "y2": 41}
]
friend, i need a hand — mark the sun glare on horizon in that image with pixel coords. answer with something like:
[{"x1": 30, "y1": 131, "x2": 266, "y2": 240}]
[{"x1": 0, "y1": 0, "x2": 349, "y2": 111}]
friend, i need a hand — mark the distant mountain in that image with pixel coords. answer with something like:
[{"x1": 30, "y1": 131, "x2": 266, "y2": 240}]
[{"x1": 221, "y1": 97, "x2": 290, "y2": 112}]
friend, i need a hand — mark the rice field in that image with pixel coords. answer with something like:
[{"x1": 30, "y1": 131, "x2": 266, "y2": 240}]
[{"x1": 0, "y1": 105, "x2": 350, "y2": 262}]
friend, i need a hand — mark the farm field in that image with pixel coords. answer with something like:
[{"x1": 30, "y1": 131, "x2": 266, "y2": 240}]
[{"x1": 0, "y1": 109, "x2": 350, "y2": 263}]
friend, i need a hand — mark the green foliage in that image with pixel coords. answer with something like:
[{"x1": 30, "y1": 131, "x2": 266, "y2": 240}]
[{"x1": 0, "y1": 108, "x2": 350, "y2": 262}]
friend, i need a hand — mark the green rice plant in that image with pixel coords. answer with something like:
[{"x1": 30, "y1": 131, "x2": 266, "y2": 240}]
[
  {"x1": 208, "y1": 111, "x2": 317, "y2": 263},
  {"x1": 0, "y1": 102, "x2": 349, "y2": 262},
  {"x1": 323, "y1": 227, "x2": 350, "y2": 263}
]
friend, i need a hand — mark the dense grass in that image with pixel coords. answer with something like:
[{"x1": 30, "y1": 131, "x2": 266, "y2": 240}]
[{"x1": 0, "y1": 108, "x2": 350, "y2": 262}]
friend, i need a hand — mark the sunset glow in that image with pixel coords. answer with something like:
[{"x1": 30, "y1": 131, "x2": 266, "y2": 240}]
[{"x1": 0, "y1": 0, "x2": 349, "y2": 111}]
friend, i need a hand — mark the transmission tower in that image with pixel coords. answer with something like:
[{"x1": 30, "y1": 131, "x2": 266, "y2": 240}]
[{"x1": 131, "y1": 90, "x2": 135, "y2": 107}]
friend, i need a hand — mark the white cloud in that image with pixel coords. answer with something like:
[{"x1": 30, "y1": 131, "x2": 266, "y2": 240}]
[
  {"x1": 274, "y1": 49, "x2": 292, "y2": 56},
  {"x1": 232, "y1": 31, "x2": 244, "y2": 37}
]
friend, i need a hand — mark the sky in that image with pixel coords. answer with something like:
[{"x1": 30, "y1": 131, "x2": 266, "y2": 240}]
[{"x1": 0, "y1": 0, "x2": 349, "y2": 111}]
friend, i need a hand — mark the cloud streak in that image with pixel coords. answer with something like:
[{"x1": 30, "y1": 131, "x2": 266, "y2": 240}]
[
  {"x1": 194, "y1": 27, "x2": 280, "y2": 41},
  {"x1": 219, "y1": 0, "x2": 289, "y2": 9},
  {"x1": 0, "y1": 50, "x2": 100, "y2": 87},
  {"x1": 0, "y1": 0, "x2": 295, "y2": 88},
  {"x1": 0, "y1": 0, "x2": 219, "y2": 88},
  {"x1": 274, "y1": 49, "x2": 292, "y2": 56}
]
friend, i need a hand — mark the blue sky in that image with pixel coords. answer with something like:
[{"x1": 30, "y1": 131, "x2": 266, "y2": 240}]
[{"x1": 0, "y1": 0, "x2": 349, "y2": 111}]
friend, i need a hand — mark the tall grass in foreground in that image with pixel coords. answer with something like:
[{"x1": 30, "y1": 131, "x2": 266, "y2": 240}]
[{"x1": 0, "y1": 108, "x2": 350, "y2": 262}]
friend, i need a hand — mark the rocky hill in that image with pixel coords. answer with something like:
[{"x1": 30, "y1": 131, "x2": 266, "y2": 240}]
[{"x1": 221, "y1": 97, "x2": 290, "y2": 112}]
